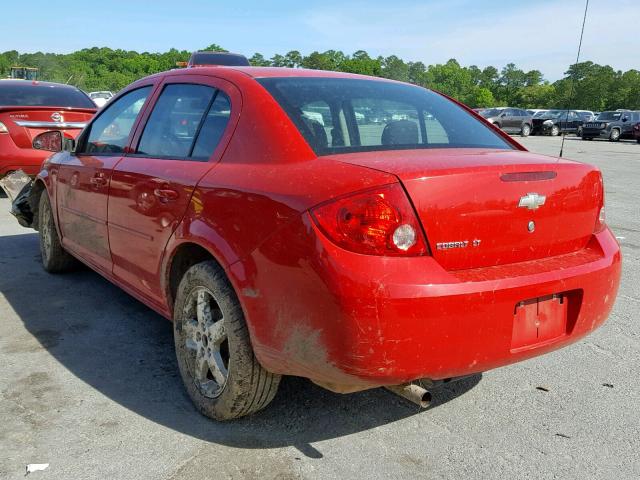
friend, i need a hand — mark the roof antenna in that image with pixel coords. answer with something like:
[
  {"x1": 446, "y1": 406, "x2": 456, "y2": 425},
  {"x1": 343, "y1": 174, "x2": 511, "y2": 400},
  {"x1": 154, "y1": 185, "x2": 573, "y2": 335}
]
[{"x1": 560, "y1": 0, "x2": 590, "y2": 158}]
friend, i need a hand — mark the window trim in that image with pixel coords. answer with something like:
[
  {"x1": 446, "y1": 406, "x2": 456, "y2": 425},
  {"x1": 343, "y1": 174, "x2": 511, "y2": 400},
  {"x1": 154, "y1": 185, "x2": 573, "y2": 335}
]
[{"x1": 76, "y1": 85, "x2": 155, "y2": 157}]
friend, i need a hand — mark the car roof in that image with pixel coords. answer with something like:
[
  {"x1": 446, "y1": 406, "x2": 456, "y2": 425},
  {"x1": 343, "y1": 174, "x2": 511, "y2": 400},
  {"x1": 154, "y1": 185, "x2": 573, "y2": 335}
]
[{"x1": 165, "y1": 66, "x2": 398, "y2": 82}]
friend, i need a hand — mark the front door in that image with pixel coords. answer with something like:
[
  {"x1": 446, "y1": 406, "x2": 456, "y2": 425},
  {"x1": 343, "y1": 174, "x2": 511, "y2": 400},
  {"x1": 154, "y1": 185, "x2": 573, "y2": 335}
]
[
  {"x1": 107, "y1": 76, "x2": 239, "y2": 306},
  {"x1": 56, "y1": 86, "x2": 154, "y2": 272}
]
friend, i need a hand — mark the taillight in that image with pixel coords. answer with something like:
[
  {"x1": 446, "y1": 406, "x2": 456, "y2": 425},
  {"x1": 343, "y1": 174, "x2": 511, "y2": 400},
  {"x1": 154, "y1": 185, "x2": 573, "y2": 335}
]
[
  {"x1": 595, "y1": 173, "x2": 606, "y2": 233},
  {"x1": 0, "y1": 122, "x2": 8, "y2": 134},
  {"x1": 311, "y1": 183, "x2": 428, "y2": 256}
]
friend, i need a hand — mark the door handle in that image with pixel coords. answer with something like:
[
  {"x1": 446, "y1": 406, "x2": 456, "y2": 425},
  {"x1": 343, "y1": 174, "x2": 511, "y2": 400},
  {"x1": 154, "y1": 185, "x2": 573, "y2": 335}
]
[
  {"x1": 153, "y1": 188, "x2": 179, "y2": 202},
  {"x1": 90, "y1": 175, "x2": 107, "y2": 187}
]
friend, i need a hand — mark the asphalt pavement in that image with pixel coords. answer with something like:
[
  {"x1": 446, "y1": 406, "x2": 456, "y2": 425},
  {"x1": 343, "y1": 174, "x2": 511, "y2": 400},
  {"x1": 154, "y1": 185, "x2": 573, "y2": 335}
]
[{"x1": 0, "y1": 135, "x2": 638, "y2": 479}]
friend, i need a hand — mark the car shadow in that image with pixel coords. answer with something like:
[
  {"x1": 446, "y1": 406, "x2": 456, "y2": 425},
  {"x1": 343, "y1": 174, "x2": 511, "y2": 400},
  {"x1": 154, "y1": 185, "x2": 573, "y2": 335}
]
[{"x1": 0, "y1": 232, "x2": 480, "y2": 457}]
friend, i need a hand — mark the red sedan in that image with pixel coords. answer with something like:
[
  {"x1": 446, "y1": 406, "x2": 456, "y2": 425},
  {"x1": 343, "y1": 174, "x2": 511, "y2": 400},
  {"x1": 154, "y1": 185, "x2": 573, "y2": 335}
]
[
  {"x1": 0, "y1": 80, "x2": 96, "y2": 177},
  {"x1": 24, "y1": 65, "x2": 620, "y2": 420}
]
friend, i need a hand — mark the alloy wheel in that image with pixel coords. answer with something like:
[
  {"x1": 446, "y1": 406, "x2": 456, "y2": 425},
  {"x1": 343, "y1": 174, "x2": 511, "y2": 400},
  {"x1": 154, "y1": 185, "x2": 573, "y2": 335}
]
[{"x1": 180, "y1": 287, "x2": 229, "y2": 398}]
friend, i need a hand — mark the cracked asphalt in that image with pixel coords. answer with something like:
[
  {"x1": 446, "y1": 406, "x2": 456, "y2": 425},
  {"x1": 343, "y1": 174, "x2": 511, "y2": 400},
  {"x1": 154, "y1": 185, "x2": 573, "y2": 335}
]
[{"x1": 0, "y1": 135, "x2": 638, "y2": 479}]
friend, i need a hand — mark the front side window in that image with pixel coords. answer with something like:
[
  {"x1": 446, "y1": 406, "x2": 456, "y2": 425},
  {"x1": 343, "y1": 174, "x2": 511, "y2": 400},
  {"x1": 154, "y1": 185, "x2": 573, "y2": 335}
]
[
  {"x1": 82, "y1": 86, "x2": 152, "y2": 155},
  {"x1": 258, "y1": 78, "x2": 513, "y2": 155}
]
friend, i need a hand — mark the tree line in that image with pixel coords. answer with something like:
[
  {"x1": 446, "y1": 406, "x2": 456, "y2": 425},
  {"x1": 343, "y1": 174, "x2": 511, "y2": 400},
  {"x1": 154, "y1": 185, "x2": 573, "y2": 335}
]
[{"x1": 1, "y1": 45, "x2": 638, "y2": 111}]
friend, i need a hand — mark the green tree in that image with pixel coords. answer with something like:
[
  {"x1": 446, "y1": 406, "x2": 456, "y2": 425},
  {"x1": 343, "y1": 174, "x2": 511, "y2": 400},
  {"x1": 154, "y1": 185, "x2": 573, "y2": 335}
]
[
  {"x1": 2, "y1": 47, "x2": 638, "y2": 111},
  {"x1": 201, "y1": 44, "x2": 227, "y2": 52},
  {"x1": 249, "y1": 53, "x2": 270, "y2": 66}
]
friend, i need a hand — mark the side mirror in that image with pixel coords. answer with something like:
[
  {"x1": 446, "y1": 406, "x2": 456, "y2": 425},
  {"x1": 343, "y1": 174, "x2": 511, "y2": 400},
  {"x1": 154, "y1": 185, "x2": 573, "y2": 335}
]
[
  {"x1": 32, "y1": 131, "x2": 75, "y2": 153},
  {"x1": 500, "y1": 112, "x2": 507, "y2": 118},
  {"x1": 622, "y1": 117, "x2": 628, "y2": 122}
]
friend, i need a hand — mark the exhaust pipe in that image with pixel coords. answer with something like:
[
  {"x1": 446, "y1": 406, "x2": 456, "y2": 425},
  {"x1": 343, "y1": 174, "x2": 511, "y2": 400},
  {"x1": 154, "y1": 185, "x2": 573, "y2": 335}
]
[{"x1": 385, "y1": 383, "x2": 432, "y2": 408}]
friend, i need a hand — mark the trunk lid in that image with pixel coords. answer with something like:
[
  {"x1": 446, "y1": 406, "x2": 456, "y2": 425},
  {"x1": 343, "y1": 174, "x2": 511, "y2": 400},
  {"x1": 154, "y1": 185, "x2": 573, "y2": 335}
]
[
  {"x1": 327, "y1": 148, "x2": 603, "y2": 270},
  {"x1": 0, "y1": 106, "x2": 95, "y2": 148}
]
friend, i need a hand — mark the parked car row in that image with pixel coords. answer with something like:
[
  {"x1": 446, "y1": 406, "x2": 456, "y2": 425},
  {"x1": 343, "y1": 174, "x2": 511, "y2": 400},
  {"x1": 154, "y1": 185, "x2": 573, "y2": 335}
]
[{"x1": 477, "y1": 106, "x2": 640, "y2": 142}]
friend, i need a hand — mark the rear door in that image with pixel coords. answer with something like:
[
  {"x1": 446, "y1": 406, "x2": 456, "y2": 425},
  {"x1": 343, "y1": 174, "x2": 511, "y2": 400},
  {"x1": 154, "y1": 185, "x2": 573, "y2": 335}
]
[
  {"x1": 56, "y1": 86, "x2": 154, "y2": 272},
  {"x1": 107, "y1": 75, "x2": 239, "y2": 305}
]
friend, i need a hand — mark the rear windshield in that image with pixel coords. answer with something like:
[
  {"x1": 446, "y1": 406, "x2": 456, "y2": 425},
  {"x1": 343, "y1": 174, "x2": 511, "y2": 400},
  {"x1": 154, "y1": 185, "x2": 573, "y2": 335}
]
[
  {"x1": 0, "y1": 84, "x2": 95, "y2": 108},
  {"x1": 258, "y1": 78, "x2": 513, "y2": 155}
]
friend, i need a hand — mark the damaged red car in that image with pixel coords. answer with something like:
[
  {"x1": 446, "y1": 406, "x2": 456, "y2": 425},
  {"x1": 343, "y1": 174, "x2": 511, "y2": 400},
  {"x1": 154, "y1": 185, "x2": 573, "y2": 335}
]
[
  {"x1": 22, "y1": 64, "x2": 621, "y2": 420},
  {"x1": 0, "y1": 80, "x2": 96, "y2": 177}
]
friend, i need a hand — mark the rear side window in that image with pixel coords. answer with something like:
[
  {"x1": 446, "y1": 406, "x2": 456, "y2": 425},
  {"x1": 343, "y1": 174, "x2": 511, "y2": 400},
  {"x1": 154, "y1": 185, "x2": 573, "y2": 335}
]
[
  {"x1": 0, "y1": 83, "x2": 95, "y2": 108},
  {"x1": 258, "y1": 77, "x2": 512, "y2": 155},
  {"x1": 191, "y1": 92, "x2": 231, "y2": 160},
  {"x1": 137, "y1": 84, "x2": 231, "y2": 160},
  {"x1": 82, "y1": 86, "x2": 152, "y2": 155}
]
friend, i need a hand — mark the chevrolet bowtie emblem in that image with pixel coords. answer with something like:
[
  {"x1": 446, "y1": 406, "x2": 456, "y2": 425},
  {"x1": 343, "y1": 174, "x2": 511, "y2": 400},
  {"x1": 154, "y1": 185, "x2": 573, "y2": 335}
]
[{"x1": 518, "y1": 192, "x2": 546, "y2": 210}]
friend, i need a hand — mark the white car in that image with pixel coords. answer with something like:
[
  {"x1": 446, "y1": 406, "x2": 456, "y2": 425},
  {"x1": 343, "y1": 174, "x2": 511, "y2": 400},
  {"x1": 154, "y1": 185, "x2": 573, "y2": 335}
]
[{"x1": 88, "y1": 91, "x2": 114, "y2": 107}]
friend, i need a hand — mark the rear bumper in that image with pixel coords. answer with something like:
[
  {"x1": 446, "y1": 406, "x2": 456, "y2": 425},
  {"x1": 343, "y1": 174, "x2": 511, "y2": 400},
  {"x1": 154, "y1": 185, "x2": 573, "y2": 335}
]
[
  {"x1": 0, "y1": 135, "x2": 49, "y2": 177},
  {"x1": 232, "y1": 214, "x2": 621, "y2": 389}
]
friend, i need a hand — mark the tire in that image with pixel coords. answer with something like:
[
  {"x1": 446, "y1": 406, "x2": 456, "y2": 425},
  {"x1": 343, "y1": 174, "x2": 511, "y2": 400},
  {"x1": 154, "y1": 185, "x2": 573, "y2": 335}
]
[
  {"x1": 637, "y1": 138, "x2": 640, "y2": 144},
  {"x1": 550, "y1": 125, "x2": 560, "y2": 136},
  {"x1": 173, "y1": 260, "x2": 281, "y2": 420},
  {"x1": 493, "y1": 122, "x2": 501, "y2": 130},
  {"x1": 520, "y1": 123, "x2": 531, "y2": 137},
  {"x1": 38, "y1": 191, "x2": 77, "y2": 273},
  {"x1": 609, "y1": 128, "x2": 621, "y2": 142}
]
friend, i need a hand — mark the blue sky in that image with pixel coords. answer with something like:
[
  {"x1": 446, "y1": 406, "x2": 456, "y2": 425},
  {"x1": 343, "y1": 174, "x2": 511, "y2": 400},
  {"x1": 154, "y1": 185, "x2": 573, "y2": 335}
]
[{"x1": 2, "y1": 0, "x2": 638, "y2": 80}]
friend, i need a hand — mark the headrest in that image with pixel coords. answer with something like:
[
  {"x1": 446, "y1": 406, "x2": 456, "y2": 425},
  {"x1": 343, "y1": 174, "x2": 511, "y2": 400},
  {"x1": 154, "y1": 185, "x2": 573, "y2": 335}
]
[{"x1": 381, "y1": 120, "x2": 419, "y2": 145}]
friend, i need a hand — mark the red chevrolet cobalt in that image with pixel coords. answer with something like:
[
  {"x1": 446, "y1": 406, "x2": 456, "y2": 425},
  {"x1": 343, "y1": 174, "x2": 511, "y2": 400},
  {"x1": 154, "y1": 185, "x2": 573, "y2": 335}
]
[
  {"x1": 23, "y1": 66, "x2": 621, "y2": 420},
  {"x1": 0, "y1": 80, "x2": 96, "y2": 177}
]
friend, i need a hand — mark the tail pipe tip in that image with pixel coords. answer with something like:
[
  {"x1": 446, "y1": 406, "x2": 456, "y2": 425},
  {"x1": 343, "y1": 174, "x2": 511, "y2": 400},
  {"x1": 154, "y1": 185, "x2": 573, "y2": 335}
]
[{"x1": 385, "y1": 383, "x2": 432, "y2": 408}]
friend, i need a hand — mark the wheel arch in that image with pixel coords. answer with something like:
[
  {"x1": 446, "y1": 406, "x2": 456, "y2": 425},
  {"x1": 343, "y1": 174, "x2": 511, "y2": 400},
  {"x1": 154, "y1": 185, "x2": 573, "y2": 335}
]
[
  {"x1": 166, "y1": 242, "x2": 220, "y2": 312},
  {"x1": 161, "y1": 221, "x2": 248, "y2": 316}
]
